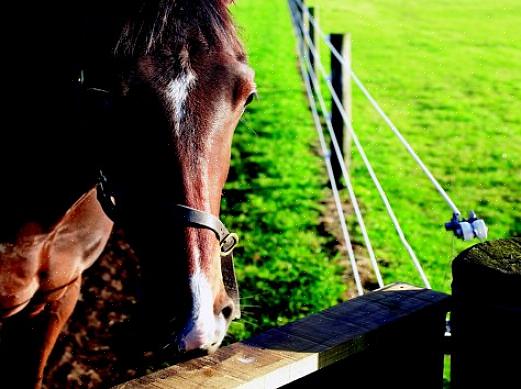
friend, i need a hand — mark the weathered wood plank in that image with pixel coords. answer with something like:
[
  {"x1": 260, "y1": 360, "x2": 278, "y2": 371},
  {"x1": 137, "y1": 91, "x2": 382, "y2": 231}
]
[{"x1": 114, "y1": 283, "x2": 449, "y2": 389}]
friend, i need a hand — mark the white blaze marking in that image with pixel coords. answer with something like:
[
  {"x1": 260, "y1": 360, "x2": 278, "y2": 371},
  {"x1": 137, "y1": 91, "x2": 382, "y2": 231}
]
[
  {"x1": 166, "y1": 70, "x2": 196, "y2": 134},
  {"x1": 182, "y1": 269, "x2": 227, "y2": 351}
]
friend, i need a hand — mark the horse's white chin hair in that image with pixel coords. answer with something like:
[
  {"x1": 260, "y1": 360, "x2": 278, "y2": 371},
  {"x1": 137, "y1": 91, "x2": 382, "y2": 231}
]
[{"x1": 179, "y1": 270, "x2": 228, "y2": 353}]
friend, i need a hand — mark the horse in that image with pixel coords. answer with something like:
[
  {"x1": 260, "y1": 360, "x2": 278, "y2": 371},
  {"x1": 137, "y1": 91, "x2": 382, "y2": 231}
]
[{"x1": 0, "y1": 1, "x2": 255, "y2": 387}]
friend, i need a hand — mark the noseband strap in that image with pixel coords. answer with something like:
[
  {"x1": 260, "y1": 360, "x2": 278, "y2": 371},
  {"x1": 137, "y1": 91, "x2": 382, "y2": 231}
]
[
  {"x1": 173, "y1": 204, "x2": 241, "y2": 319},
  {"x1": 95, "y1": 173, "x2": 241, "y2": 319},
  {"x1": 173, "y1": 205, "x2": 239, "y2": 257}
]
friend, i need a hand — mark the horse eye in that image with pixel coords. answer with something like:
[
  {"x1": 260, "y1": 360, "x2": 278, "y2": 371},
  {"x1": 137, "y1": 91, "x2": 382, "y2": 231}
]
[{"x1": 244, "y1": 92, "x2": 257, "y2": 107}]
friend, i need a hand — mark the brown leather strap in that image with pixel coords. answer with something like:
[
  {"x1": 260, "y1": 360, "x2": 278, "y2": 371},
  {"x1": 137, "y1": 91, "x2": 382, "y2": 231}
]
[
  {"x1": 173, "y1": 204, "x2": 240, "y2": 318},
  {"x1": 173, "y1": 205, "x2": 239, "y2": 256},
  {"x1": 221, "y1": 251, "x2": 240, "y2": 319}
]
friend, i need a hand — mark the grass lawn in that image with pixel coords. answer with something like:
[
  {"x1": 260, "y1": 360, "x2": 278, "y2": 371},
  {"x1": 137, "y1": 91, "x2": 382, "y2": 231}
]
[
  {"x1": 306, "y1": 0, "x2": 521, "y2": 291},
  {"x1": 226, "y1": 0, "x2": 520, "y2": 337},
  {"x1": 224, "y1": 2, "x2": 519, "y2": 386},
  {"x1": 224, "y1": 0, "x2": 346, "y2": 341}
]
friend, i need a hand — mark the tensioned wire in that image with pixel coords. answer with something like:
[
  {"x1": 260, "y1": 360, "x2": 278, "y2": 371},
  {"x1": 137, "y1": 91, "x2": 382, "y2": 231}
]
[
  {"x1": 295, "y1": 0, "x2": 461, "y2": 218},
  {"x1": 290, "y1": 0, "x2": 431, "y2": 288},
  {"x1": 293, "y1": 5, "x2": 431, "y2": 288},
  {"x1": 288, "y1": 2, "x2": 365, "y2": 296},
  {"x1": 288, "y1": 3, "x2": 384, "y2": 289}
]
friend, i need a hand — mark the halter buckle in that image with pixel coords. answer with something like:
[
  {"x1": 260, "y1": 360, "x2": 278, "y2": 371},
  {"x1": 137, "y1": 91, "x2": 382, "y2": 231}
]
[{"x1": 220, "y1": 233, "x2": 239, "y2": 257}]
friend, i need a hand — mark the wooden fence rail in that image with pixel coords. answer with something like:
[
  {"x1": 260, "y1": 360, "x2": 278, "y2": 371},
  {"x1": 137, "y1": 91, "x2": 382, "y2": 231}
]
[{"x1": 114, "y1": 283, "x2": 449, "y2": 389}]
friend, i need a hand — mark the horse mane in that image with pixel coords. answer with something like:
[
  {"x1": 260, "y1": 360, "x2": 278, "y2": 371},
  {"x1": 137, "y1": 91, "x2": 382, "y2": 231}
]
[{"x1": 115, "y1": 0, "x2": 242, "y2": 57}]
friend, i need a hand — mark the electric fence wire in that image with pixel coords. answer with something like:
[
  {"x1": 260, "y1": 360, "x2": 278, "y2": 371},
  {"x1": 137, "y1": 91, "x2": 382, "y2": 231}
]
[
  {"x1": 289, "y1": 2, "x2": 365, "y2": 296},
  {"x1": 289, "y1": 5, "x2": 384, "y2": 289},
  {"x1": 290, "y1": 0, "x2": 431, "y2": 288},
  {"x1": 295, "y1": 0, "x2": 461, "y2": 217}
]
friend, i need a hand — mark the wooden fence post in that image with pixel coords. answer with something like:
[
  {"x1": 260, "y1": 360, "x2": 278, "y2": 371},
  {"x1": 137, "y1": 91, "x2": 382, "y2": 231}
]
[
  {"x1": 330, "y1": 33, "x2": 352, "y2": 184},
  {"x1": 451, "y1": 238, "x2": 521, "y2": 389}
]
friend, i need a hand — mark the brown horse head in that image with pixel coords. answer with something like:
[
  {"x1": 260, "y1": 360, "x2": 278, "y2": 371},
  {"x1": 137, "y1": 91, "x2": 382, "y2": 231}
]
[
  {"x1": 0, "y1": 2, "x2": 252, "y2": 386},
  {"x1": 101, "y1": 0, "x2": 256, "y2": 354}
]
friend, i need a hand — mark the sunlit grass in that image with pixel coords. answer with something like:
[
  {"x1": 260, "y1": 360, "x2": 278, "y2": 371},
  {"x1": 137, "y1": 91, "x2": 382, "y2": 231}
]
[
  {"x1": 226, "y1": 0, "x2": 520, "y2": 341},
  {"x1": 224, "y1": 0, "x2": 346, "y2": 341},
  {"x1": 307, "y1": 0, "x2": 521, "y2": 291}
]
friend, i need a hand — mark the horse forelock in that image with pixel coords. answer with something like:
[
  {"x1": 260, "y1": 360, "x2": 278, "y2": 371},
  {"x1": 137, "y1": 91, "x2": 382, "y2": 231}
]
[{"x1": 115, "y1": 0, "x2": 244, "y2": 58}]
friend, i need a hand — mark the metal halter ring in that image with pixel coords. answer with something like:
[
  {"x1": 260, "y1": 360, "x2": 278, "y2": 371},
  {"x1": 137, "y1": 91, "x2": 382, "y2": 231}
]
[
  {"x1": 220, "y1": 233, "x2": 239, "y2": 257},
  {"x1": 172, "y1": 204, "x2": 239, "y2": 257}
]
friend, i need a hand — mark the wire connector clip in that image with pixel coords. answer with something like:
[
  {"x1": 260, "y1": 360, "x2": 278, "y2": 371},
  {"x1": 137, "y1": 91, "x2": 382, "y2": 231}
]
[{"x1": 445, "y1": 211, "x2": 488, "y2": 241}]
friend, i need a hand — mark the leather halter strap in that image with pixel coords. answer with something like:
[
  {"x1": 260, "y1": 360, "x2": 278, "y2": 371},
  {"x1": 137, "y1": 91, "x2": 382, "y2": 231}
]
[
  {"x1": 96, "y1": 175, "x2": 241, "y2": 318},
  {"x1": 172, "y1": 205, "x2": 239, "y2": 257},
  {"x1": 172, "y1": 204, "x2": 240, "y2": 318}
]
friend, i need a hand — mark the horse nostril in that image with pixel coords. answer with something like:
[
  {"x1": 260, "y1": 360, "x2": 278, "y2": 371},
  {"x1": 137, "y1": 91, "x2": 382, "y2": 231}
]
[{"x1": 221, "y1": 304, "x2": 234, "y2": 320}]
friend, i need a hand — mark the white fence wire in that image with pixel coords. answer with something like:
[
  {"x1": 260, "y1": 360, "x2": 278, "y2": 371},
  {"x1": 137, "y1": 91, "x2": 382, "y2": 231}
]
[{"x1": 289, "y1": 0, "x2": 433, "y2": 289}]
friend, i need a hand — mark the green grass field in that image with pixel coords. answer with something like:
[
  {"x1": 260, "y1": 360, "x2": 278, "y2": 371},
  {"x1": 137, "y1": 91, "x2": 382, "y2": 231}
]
[
  {"x1": 305, "y1": 0, "x2": 521, "y2": 291},
  {"x1": 224, "y1": 0, "x2": 346, "y2": 341},
  {"x1": 229, "y1": 2, "x2": 519, "y2": 385},
  {"x1": 227, "y1": 0, "x2": 520, "y2": 339}
]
